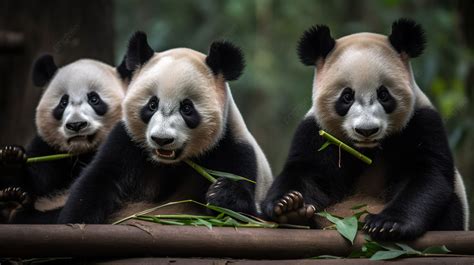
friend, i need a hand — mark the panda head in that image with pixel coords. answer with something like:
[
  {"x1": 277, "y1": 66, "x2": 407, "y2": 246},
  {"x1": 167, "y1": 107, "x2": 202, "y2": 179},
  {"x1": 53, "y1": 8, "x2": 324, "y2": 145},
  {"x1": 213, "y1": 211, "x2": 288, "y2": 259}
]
[
  {"x1": 298, "y1": 18, "x2": 426, "y2": 148},
  {"x1": 33, "y1": 55, "x2": 126, "y2": 154},
  {"x1": 123, "y1": 31, "x2": 245, "y2": 164}
]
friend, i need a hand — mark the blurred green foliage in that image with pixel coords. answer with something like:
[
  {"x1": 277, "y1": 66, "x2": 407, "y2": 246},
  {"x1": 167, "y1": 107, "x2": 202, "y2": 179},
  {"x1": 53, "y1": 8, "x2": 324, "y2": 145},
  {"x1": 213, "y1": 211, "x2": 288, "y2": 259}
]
[{"x1": 115, "y1": 0, "x2": 473, "y2": 226}]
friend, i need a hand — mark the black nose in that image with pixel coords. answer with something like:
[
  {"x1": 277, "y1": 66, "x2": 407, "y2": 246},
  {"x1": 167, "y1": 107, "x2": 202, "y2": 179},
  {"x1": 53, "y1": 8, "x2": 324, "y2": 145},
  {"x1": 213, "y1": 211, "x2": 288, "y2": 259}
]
[
  {"x1": 152, "y1": 136, "x2": 174, "y2": 146},
  {"x1": 66, "y1": 121, "x2": 88, "y2": 132},
  {"x1": 355, "y1": 127, "x2": 379, "y2": 137}
]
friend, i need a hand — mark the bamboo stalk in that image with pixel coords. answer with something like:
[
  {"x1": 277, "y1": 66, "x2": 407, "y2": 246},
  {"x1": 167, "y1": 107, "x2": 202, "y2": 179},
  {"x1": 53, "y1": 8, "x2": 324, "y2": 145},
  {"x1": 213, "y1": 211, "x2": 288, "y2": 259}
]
[
  {"x1": 184, "y1": 159, "x2": 217, "y2": 183},
  {"x1": 26, "y1": 153, "x2": 74, "y2": 164},
  {"x1": 318, "y1": 130, "x2": 372, "y2": 165}
]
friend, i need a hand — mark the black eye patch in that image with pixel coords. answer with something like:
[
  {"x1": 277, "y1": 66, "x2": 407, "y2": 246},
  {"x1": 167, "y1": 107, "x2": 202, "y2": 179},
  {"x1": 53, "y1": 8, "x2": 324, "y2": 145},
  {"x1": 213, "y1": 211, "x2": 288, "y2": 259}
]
[
  {"x1": 180, "y1": 99, "x2": 201, "y2": 129},
  {"x1": 87, "y1": 91, "x2": 108, "y2": 116},
  {"x1": 52, "y1": 94, "x2": 69, "y2": 120},
  {"x1": 140, "y1": 96, "x2": 159, "y2": 123},
  {"x1": 335, "y1": 87, "x2": 355, "y2": 116},
  {"x1": 377, "y1": 86, "x2": 396, "y2": 113}
]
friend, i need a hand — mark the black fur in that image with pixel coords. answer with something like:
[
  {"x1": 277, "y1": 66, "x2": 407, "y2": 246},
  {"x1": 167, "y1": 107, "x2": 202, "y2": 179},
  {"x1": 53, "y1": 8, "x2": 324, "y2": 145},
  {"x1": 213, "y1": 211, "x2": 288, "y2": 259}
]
[
  {"x1": 377, "y1": 86, "x2": 397, "y2": 113},
  {"x1": 32, "y1": 54, "x2": 58, "y2": 87},
  {"x1": 180, "y1": 99, "x2": 201, "y2": 129},
  {"x1": 58, "y1": 121, "x2": 258, "y2": 224},
  {"x1": 125, "y1": 31, "x2": 155, "y2": 71},
  {"x1": 297, "y1": 25, "x2": 336, "y2": 66},
  {"x1": 140, "y1": 96, "x2": 159, "y2": 123},
  {"x1": 335, "y1": 87, "x2": 355, "y2": 116},
  {"x1": 388, "y1": 18, "x2": 426, "y2": 58},
  {"x1": 116, "y1": 55, "x2": 133, "y2": 81},
  {"x1": 52, "y1": 94, "x2": 69, "y2": 121},
  {"x1": 205, "y1": 41, "x2": 245, "y2": 81},
  {"x1": 87, "y1": 91, "x2": 108, "y2": 116},
  {"x1": 262, "y1": 107, "x2": 462, "y2": 240},
  {"x1": 0, "y1": 136, "x2": 95, "y2": 223}
]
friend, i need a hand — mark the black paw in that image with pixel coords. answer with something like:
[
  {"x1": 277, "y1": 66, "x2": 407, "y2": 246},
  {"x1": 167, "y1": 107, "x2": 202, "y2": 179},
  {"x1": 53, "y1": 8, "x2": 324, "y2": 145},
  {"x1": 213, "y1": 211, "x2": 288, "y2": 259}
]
[
  {"x1": 363, "y1": 213, "x2": 422, "y2": 241},
  {"x1": 272, "y1": 191, "x2": 317, "y2": 225},
  {"x1": 0, "y1": 187, "x2": 31, "y2": 206},
  {"x1": 206, "y1": 178, "x2": 256, "y2": 214},
  {"x1": 0, "y1": 145, "x2": 27, "y2": 166}
]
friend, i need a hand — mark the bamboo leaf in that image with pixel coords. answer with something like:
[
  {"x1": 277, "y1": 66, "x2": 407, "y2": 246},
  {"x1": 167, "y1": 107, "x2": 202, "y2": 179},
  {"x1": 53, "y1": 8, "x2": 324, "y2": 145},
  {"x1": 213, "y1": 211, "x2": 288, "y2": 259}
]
[
  {"x1": 205, "y1": 168, "x2": 256, "y2": 184},
  {"x1": 350, "y1": 203, "x2": 367, "y2": 210},
  {"x1": 395, "y1": 243, "x2": 421, "y2": 255},
  {"x1": 312, "y1": 255, "x2": 342, "y2": 259},
  {"x1": 317, "y1": 211, "x2": 358, "y2": 244},
  {"x1": 422, "y1": 245, "x2": 451, "y2": 255},
  {"x1": 317, "y1": 141, "x2": 331, "y2": 152},
  {"x1": 370, "y1": 250, "x2": 406, "y2": 260}
]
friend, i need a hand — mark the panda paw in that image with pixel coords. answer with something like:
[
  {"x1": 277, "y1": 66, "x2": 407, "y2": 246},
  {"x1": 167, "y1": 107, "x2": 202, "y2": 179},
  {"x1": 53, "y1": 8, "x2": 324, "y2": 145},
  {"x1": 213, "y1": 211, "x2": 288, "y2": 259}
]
[
  {"x1": 206, "y1": 178, "x2": 256, "y2": 214},
  {"x1": 272, "y1": 191, "x2": 317, "y2": 225},
  {"x1": 363, "y1": 213, "x2": 421, "y2": 241},
  {"x1": 0, "y1": 145, "x2": 27, "y2": 166},
  {"x1": 0, "y1": 187, "x2": 31, "y2": 206}
]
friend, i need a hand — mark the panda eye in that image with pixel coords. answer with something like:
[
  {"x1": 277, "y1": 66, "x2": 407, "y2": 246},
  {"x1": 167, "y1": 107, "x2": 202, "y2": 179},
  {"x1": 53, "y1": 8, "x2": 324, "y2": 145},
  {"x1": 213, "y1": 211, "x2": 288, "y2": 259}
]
[
  {"x1": 341, "y1": 88, "x2": 354, "y2": 104},
  {"x1": 87, "y1": 92, "x2": 101, "y2": 105},
  {"x1": 180, "y1": 99, "x2": 194, "y2": 116},
  {"x1": 148, "y1": 98, "x2": 159, "y2": 112},
  {"x1": 59, "y1": 95, "x2": 69, "y2": 108},
  {"x1": 377, "y1": 86, "x2": 391, "y2": 102}
]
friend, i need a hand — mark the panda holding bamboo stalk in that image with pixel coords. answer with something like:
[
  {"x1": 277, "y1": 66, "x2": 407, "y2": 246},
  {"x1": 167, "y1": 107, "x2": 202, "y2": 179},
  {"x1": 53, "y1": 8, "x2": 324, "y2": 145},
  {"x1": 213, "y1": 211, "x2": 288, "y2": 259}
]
[{"x1": 262, "y1": 18, "x2": 469, "y2": 241}]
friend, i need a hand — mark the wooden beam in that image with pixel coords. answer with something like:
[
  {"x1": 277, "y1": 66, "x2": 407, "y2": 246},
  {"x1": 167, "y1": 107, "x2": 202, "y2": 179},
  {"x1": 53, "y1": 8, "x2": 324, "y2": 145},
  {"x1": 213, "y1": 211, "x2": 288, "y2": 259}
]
[{"x1": 0, "y1": 224, "x2": 473, "y2": 258}]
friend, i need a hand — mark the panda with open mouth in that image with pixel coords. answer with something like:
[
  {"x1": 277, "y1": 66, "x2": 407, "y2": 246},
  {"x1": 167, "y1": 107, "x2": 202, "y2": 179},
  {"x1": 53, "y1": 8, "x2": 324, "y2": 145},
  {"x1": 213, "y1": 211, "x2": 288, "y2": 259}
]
[
  {"x1": 0, "y1": 54, "x2": 129, "y2": 223},
  {"x1": 57, "y1": 32, "x2": 273, "y2": 224},
  {"x1": 261, "y1": 18, "x2": 469, "y2": 241}
]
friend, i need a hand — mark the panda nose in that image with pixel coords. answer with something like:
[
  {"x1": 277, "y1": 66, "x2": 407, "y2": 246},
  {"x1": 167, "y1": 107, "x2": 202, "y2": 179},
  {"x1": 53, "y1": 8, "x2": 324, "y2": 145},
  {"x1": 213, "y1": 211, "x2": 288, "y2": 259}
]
[
  {"x1": 151, "y1": 136, "x2": 175, "y2": 146},
  {"x1": 355, "y1": 127, "x2": 379, "y2": 137},
  {"x1": 66, "y1": 121, "x2": 88, "y2": 132}
]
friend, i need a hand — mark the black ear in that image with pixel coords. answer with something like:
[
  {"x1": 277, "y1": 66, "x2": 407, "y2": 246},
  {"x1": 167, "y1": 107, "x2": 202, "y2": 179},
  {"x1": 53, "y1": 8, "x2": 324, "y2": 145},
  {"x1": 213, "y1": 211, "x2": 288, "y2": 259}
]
[
  {"x1": 388, "y1": 18, "x2": 426, "y2": 58},
  {"x1": 116, "y1": 55, "x2": 133, "y2": 81},
  {"x1": 125, "y1": 31, "x2": 154, "y2": 71},
  {"x1": 32, "y1": 54, "x2": 57, "y2": 87},
  {"x1": 297, "y1": 25, "x2": 335, "y2": 66},
  {"x1": 205, "y1": 41, "x2": 245, "y2": 81}
]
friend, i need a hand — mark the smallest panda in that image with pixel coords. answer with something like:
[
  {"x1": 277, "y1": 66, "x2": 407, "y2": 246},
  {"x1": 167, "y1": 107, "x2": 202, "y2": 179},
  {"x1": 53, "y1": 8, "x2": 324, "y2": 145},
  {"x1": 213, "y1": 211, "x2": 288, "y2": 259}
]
[{"x1": 0, "y1": 55, "x2": 130, "y2": 223}]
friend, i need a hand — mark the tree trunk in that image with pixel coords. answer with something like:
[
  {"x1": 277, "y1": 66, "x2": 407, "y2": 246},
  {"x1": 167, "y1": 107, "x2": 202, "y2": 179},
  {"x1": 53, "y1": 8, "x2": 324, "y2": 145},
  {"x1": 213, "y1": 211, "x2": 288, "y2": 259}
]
[{"x1": 0, "y1": 0, "x2": 114, "y2": 146}]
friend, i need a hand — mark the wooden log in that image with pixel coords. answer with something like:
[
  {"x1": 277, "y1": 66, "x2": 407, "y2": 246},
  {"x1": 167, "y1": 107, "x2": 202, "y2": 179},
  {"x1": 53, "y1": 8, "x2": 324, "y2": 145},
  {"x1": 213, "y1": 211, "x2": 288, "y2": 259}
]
[{"x1": 0, "y1": 224, "x2": 473, "y2": 259}]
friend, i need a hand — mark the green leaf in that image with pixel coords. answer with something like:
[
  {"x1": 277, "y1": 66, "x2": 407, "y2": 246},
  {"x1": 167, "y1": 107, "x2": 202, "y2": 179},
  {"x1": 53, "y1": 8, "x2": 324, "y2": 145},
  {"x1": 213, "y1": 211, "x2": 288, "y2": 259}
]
[
  {"x1": 318, "y1": 141, "x2": 331, "y2": 151},
  {"x1": 370, "y1": 250, "x2": 406, "y2": 260},
  {"x1": 422, "y1": 245, "x2": 451, "y2": 255},
  {"x1": 395, "y1": 243, "x2": 421, "y2": 255},
  {"x1": 317, "y1": 211, "x2": 358, "y2": 244},
  {"x1": 193, "y1": 218, "x2": 213, "y2": 229},
  {"x1": 205, "y1": 168, "x2": 256, "y2": 184},
  {"x1": 312, "y1": 255, "x2": 342, "y2": 259}
]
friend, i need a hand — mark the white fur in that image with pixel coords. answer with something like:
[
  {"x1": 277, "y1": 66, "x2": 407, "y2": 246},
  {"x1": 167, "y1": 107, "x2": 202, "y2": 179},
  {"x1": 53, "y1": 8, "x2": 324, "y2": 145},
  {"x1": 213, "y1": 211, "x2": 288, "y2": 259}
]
[
  {"x1": 454, "y1": 169, "x2": 469, "y2": 230},
  {"x1": 34, "y1": 189, "x2": 69, "y2": 212}
]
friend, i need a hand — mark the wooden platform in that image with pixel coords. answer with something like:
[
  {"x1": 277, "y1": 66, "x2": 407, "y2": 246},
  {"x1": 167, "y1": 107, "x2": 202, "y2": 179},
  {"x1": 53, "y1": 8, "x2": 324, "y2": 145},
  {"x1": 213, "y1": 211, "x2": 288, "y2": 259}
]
[{"x1": 0, "y1": 224, "x2": 473, "y2": 263}]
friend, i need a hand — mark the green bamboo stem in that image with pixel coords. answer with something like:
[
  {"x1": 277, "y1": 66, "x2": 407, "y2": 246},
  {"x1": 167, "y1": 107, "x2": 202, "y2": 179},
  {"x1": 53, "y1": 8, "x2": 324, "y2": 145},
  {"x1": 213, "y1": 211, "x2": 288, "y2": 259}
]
[
  {"x1": 184, "y1": 159, "x2": 217, "y2": 183},
  {"x1": 26, "y1": 153, "x2": 74, "y2": 164},
  {"x1": 319, "y1": 130, "x2": 372, "y2": 165}
]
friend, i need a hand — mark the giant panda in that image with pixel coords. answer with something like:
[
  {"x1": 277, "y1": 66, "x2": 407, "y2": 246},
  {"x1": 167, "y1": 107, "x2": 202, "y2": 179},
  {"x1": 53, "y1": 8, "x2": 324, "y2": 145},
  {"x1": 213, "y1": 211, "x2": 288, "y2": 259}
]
[
  {"x1": 261, "y1": 18, "x2": 469, "y2": 241},
  {"x1": 0, "y1": 55, "x2": 130, "y2": 223},
  {"x1": 57, "y1": 32, "x2": 273, "y2": 224}
]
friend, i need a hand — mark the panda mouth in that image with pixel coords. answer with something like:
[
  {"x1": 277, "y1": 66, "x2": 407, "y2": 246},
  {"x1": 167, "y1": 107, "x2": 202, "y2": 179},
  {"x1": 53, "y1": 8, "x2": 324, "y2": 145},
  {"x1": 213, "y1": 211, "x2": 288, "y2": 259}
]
[
  {"x1": 155, "y1": 149, "x2": 176, "y2": 159},
  {"x1": 353, "y1": 140, "x2": 379, "y2": 148},
  {"x1": 67, "y1": 134, "x2": 96, "y2": 143}
]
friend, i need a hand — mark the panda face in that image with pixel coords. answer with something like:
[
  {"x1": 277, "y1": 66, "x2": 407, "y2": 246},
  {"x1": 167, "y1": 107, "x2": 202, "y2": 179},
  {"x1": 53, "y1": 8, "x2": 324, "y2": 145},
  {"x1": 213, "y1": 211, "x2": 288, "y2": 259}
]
[
  {"x1": 314, "y1": 33, "x2": 416, "y2": 148},
  {"x1": 123, "y1": 49, "x2": 225, "y2": 164},
  {"x1": 36, "y1": 60, "x2": 125, "y2": 154}
]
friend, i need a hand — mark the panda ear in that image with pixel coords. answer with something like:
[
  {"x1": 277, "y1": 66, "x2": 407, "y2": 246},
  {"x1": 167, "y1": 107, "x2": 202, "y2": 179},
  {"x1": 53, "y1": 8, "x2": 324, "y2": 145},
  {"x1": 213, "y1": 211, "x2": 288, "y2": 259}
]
[
  {"x1": 388, "y1": 18, "x2": 426, "y2": 58},
  {"x1": 116, "y1": 55, "x2": 132, "y2": 81},
  {"x1": 205, "y1": 41, "x2": 245, "y2": 81},
  {"x1": 125, "y1": 31, "x2": 155, "y2": 71},
  {"x1": 32, "y1": 54, "x2": 57, "y2": 87},
  {"x1": 297, "y1": 25, "x2": 335, "y2": 66}
]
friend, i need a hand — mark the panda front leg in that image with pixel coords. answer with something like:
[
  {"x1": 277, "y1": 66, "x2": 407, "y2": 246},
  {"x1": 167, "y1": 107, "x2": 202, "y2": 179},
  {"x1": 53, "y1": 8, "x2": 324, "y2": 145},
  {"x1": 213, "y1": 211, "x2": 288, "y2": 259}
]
[
  {"x1": 206, "y1": 178, "x2": 257, "y2": 215},
  {"x1": 363, "y1": 173, "x2": 451, "y2": 241}
]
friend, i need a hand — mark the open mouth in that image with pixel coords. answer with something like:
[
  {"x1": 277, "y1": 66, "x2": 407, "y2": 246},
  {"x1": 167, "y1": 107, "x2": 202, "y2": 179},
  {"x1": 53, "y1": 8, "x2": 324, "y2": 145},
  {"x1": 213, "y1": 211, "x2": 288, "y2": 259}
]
[
  {"x1": 155, "y1": 149, "x2": 177, "y2": 160},
  {"x1": 67, "y1": 134, "x2": 95, "y2": 144}
]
